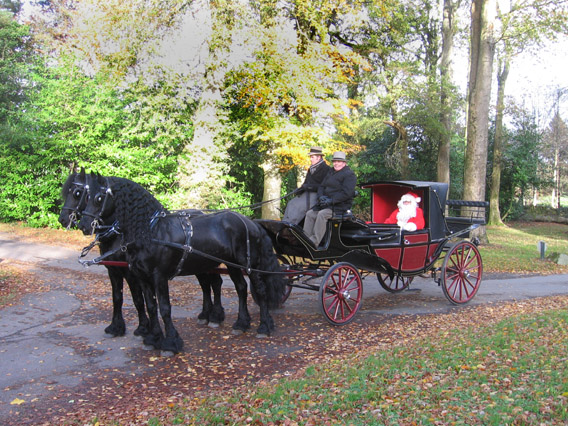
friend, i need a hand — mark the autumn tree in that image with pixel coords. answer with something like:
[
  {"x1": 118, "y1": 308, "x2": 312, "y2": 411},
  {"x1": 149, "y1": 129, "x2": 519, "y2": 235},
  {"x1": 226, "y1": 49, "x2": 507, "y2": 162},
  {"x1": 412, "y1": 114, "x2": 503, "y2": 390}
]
[
  {"x1": 223, "y1": 0, "x2": 364, "y2": 218},
  {"x1": 488, "y1": 0, "x2": 568, "y2": 225},
  {"x1": 543, "y1": 110, "x2": 568, "y2": 208}
]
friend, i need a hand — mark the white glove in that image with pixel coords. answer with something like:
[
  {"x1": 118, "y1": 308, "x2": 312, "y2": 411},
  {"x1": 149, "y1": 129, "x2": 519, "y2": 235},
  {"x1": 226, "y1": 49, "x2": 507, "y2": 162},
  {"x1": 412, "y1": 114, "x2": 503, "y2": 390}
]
[{"x1": 399, "y1": 221, "x2": 417, "y2": 232}]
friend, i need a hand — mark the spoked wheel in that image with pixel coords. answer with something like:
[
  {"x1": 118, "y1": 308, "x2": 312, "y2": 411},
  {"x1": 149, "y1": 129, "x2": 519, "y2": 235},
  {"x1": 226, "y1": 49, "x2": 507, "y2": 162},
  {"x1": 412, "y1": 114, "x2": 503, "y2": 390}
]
[
  {"x1": 277, "y1": 255, "x2": 295, "y2": 306},
  {"x1": 441, "y1": 240, "x2": 483, "y2": 304},
  {"x1": 319, "y1": 262, "x2": 363, "y2": 325},
  {"x1": 377, "y1": 273, "x2": 413, "y2": 293}
]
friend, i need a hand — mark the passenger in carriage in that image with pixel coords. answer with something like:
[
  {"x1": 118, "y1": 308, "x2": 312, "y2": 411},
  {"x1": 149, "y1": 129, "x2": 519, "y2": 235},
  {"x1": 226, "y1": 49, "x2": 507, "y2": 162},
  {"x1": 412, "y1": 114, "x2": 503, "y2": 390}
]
[
  {"x1": 282, "y1": 146, "x2": 331, "y2": 225},
  {"x1": 303, "y1": 151, "x2": 357, "y2": 247},
  {"x1": 384, "y1": 191, "x2": 425, "y2": 232}
]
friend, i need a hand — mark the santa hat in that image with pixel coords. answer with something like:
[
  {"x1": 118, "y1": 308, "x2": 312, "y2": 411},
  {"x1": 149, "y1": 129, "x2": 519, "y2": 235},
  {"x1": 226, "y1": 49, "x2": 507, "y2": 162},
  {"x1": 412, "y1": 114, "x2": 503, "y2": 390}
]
[{"x1": 400, "y1": 192, "x2": 421, "y2": 204}]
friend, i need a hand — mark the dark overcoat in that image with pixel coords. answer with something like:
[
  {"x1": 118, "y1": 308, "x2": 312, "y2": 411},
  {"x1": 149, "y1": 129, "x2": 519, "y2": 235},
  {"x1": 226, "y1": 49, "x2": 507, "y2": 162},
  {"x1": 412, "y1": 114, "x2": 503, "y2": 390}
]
[
  {"x1": 316, "y1": 165, "x2": 356, "y2": 215},
  {"x1": 282, "y1": 161, "x2": 331, "y2": 224}
]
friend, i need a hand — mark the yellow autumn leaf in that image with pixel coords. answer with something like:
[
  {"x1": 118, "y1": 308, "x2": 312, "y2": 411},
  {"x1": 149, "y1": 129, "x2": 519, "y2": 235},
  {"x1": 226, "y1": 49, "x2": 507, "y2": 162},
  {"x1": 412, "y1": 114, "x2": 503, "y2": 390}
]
[{"x1": 10, "y1": 398, "x2": 25, "y2": 405}]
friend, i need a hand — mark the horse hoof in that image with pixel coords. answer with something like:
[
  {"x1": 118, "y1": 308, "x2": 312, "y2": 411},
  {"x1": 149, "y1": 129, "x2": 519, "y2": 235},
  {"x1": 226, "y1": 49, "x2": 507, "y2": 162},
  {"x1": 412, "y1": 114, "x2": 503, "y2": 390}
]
[
  {"x1": 142, "y1": 344, "x2": 155, "y2": 351},
  {"x1": 160, "y1": 350, "x2": 176, "y2": 357},
  {"x1": 231, "y1": 329, "x2": 244, "y2": 336},
  {"x1": 256, "y1": 333, "x2": 268, "y2": 339},
  {"x1": 208, "y1": 322, "x2": 220, "y2": 329},
  {"x1": 197, "y1": 319, "x2": 208, "y2": 325}
]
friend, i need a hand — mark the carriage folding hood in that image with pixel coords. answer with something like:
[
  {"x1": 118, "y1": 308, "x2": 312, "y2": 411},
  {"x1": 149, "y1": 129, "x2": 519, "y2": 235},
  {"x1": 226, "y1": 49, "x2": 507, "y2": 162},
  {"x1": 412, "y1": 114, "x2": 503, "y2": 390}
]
[{"x1": 361, "y1": 181, "x2": 449, "y2": 241}]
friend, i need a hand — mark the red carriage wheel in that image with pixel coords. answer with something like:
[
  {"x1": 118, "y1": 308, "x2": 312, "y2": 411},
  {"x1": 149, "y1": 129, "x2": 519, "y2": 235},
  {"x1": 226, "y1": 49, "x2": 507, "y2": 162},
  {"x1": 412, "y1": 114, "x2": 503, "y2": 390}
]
[
  {"x1": 318, "y1": 262, "x2": 363, "y2": 325},
  {"x1": 377, "y1": 273, "x2": 413, "y2": 293},
  {"x1": 441, "y1": 240, "x2": 482, "y2": 305}
]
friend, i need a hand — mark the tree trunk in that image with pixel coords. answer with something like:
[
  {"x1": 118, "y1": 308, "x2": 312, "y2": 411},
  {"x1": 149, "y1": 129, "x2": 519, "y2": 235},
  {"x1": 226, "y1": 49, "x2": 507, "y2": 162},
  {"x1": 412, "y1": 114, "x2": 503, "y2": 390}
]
[
  {"x1": 178, "y1": 0, "x2": 233, "y2": 208},
  {"x1": 464, "y1": 0, "x2": 496, "y2": 243},
  {"x1": 488, "y1": 56, "x2": 509, "y2": 226},
  {"x1": 552, "y1": 148, "x2": 559, "y2": 208},
  {"x1": 261, "y1": 156, "x2": 282, "y2": 219},
  {"x1": 437, "y1": 0, "x2": 459, "y2": 187},
  {"x1": 384, "y1": 119, "x2": 409, "y2": 179}
]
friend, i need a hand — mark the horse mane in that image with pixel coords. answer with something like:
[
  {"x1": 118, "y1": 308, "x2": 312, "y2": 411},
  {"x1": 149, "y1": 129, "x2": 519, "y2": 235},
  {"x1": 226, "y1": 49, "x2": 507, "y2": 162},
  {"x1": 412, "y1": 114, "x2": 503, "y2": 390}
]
[{"x1": 107, "y1": 176, "x2": 164, "y2": 243}]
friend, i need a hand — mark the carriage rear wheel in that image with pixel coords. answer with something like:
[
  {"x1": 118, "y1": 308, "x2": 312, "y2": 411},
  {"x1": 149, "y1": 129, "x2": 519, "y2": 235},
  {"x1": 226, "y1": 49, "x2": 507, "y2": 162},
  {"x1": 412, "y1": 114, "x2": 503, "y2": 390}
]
[
  {"x1": 377, "y1": 273, "x2": 413, "y2": 293},
  {"x1": 277, "y1": 255, "x2": 295, "y2": 306},
  {"x1": 319, "y1": 262, "x2": 363, "y2": 325},
  {"x1": 441, "y1": 240, "x2": 482, "y2": 304}
]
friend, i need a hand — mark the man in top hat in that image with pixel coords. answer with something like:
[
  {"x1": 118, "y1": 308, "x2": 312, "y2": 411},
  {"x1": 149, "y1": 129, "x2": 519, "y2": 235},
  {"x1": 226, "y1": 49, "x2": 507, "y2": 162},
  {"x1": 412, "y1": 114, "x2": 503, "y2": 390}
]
[
  {"x1": 303, "y1": 151, "x2": 357, "y2": 247},
  {"x1": 282, "y1": 146, "x2": 331, "y2": 225},
  {"x1": 384, "y1": 191, "x2": 425, "y2": 232}
]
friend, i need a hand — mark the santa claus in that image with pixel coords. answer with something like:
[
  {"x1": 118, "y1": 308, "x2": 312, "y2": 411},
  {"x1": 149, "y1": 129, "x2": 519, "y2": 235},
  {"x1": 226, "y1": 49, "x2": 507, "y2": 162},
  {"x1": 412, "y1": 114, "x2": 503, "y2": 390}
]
[{"x1": 384, "y1": 192, "x2": 425, "y2": 232}]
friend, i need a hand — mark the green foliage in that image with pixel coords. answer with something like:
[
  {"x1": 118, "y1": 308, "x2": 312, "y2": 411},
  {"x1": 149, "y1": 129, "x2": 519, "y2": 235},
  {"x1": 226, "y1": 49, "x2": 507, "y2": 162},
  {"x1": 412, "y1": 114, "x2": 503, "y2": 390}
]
[
  {"x1": 0, "y1": 10, "x2": 34, "y2": 121},
  {"x1": 0, "y1": 56, "x2": 195, "y2": 225},
  {"x1": 205, "y1": 176, "x2": 255, "y2": 216},
  {"x1": 352, "y1": 117, "x2": 399, "y2": 183},
  {"x1": 497, "y1": 109, "x2": 544, "y2": 220},
  {"x1": 449, "y1": 135, "x2": 466, "y2": 199}
]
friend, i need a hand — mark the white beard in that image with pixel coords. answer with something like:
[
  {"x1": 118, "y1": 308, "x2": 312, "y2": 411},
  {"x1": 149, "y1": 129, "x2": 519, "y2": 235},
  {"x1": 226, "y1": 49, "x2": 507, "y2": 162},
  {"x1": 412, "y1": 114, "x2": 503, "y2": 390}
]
[{"x1": 396, "y1": 203, "x2": 417, "y2": 224}]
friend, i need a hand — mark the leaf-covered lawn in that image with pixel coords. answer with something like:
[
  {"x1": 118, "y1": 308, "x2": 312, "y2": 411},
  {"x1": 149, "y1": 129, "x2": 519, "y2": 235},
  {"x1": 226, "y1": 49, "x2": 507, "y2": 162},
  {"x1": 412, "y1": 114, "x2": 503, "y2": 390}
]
[
  {"x1": 181, "y1": 306, "x2": 568, "y2": 426},
  {"x1": 481, "y1": 222, "x2": 568, "y2": 275}
]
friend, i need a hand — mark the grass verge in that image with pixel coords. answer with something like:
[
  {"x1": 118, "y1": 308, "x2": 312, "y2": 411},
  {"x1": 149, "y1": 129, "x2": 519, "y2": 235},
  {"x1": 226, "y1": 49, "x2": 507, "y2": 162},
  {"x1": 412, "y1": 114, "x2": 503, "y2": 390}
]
[
  {"x1": 177, "y1": 308, "x2": 568, "y2": 425},
  {"x1": 481, "y1": 222, "x2": 568, "y2": 274}
]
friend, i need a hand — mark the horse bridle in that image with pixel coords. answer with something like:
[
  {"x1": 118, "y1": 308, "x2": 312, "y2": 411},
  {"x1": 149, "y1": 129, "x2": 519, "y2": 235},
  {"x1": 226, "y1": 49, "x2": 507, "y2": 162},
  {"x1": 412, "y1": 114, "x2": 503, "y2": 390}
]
[
  {"x1": 61, "y1": 182, "x2": 89, "y2": 229},
  {"x1": 81, "y1": 180, "x2": 114, "y2": 235}
]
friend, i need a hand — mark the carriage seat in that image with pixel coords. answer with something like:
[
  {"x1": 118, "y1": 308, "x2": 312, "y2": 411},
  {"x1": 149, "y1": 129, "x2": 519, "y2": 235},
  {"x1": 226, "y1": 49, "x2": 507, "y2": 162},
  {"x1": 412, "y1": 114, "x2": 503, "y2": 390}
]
[{"x1": 332, "y1": 210, "x2": 354, "y2": 221}]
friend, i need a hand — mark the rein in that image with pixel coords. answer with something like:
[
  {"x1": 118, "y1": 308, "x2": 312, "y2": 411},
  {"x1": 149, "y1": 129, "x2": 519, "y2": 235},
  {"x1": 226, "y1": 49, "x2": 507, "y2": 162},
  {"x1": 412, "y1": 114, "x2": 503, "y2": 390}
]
[
  {"x1": 78, "y1": 222, "x2": 130, "y2": 268},
  {"x1": 74, "y1": 178, "x2": 298, "y2": 274},
  {"x1": 163, "y1": 190, "x2": 298, "y2": 216}
]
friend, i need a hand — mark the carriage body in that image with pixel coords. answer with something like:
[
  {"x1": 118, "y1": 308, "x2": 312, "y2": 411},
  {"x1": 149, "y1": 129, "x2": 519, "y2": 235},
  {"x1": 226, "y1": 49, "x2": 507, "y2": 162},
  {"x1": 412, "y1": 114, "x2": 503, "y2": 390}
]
[{"x1": 257, "y1": 181, "x2": 488, "y2": 325}]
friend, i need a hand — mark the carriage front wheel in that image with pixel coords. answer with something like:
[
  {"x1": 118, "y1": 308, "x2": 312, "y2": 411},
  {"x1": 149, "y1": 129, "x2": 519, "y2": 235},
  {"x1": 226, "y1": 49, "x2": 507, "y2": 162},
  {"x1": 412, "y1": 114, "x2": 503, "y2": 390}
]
[
  {"x1": 441, "y1": 240, "x2": 482, "y2": 304},
  {"x1": 319, "y1": 262, "x2": 363, "y2": 325}
]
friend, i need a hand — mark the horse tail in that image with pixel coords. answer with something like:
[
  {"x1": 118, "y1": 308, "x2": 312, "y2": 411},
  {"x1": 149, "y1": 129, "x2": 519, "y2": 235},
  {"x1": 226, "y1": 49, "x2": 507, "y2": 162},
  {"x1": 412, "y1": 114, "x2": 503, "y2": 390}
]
[{"x1": 253, "y1": 223, "x2": 285, "y2": 310}]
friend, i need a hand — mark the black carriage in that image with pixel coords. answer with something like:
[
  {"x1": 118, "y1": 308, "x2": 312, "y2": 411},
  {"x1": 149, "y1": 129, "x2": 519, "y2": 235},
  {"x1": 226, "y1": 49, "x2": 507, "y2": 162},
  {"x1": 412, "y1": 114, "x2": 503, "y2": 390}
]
[{"x1": 257, "y1": 181, "x2": 488, "y2": 325}]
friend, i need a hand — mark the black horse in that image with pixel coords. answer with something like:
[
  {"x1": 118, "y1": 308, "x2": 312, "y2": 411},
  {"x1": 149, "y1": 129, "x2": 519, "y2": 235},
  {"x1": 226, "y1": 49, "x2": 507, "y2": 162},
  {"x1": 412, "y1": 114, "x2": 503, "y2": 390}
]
[
  {"x1": 59, "y1": 169, "x2": 150, "y2": 337},
  {"x1": 77, "y1": 174, "x2": 285, "y2": 353},
  {"x1": 60, "y1": 171, "x2": 226, "y2": 338}
]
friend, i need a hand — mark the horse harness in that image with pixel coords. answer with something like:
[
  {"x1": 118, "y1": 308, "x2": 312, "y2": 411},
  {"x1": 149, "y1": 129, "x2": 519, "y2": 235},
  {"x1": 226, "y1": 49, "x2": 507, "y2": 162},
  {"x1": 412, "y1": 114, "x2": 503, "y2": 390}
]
[
  {"x1": 150, "y1": 210, "x2": 253, "y2": 279},
  {"x1": 75, "y1": 178, "x2": 285, "y2": 276}
]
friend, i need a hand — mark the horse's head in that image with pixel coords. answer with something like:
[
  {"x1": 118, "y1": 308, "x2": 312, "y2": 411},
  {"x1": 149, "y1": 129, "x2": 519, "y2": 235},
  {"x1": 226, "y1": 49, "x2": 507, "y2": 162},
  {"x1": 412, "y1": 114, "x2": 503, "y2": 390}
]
[
  {"x1": 77, "y1": 173, "x2": 116, "y2": 236},
  {"x1": 59, "y1": 168, "x2": 89, "y2": 229}
]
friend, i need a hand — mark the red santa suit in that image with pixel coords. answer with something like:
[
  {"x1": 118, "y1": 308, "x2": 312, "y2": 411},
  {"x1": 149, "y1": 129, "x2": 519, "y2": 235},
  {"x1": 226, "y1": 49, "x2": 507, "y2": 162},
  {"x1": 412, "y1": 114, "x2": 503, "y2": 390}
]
[{"x1": 384, "y1": 192, "x2": 425, "y2": 232}]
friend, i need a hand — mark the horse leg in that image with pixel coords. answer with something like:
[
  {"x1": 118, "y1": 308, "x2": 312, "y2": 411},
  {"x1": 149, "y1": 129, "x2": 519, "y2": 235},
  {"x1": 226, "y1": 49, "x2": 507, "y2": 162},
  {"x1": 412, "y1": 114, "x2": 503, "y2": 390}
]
[
  {"x1": 154, "y1": 274, "x2": 183, "y2": 354},
  {"x1": 139, "y1": 278, "x2": 165, "y2": 350},
  {"x1": 208, "y1": 273, "x2": 225, "y2": 326},
  {"x1": 250, "y1": 272, "x2": 276, "y2": 337},
  {"x1": 227, "y1": 268, "x2": 251, "y2": 334},
  {"x1": 104, "y1": 268, "x2": 126, "y2": 337},
  {"x1": 125, "y1": 270, "x2": 150, "y2": 337},
  {"x1": 196, "y1": 273, "x2": 225, "y2": 327},
  {"x1": 195, "y1": 273, "x2": 212, "y2": 325}
]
